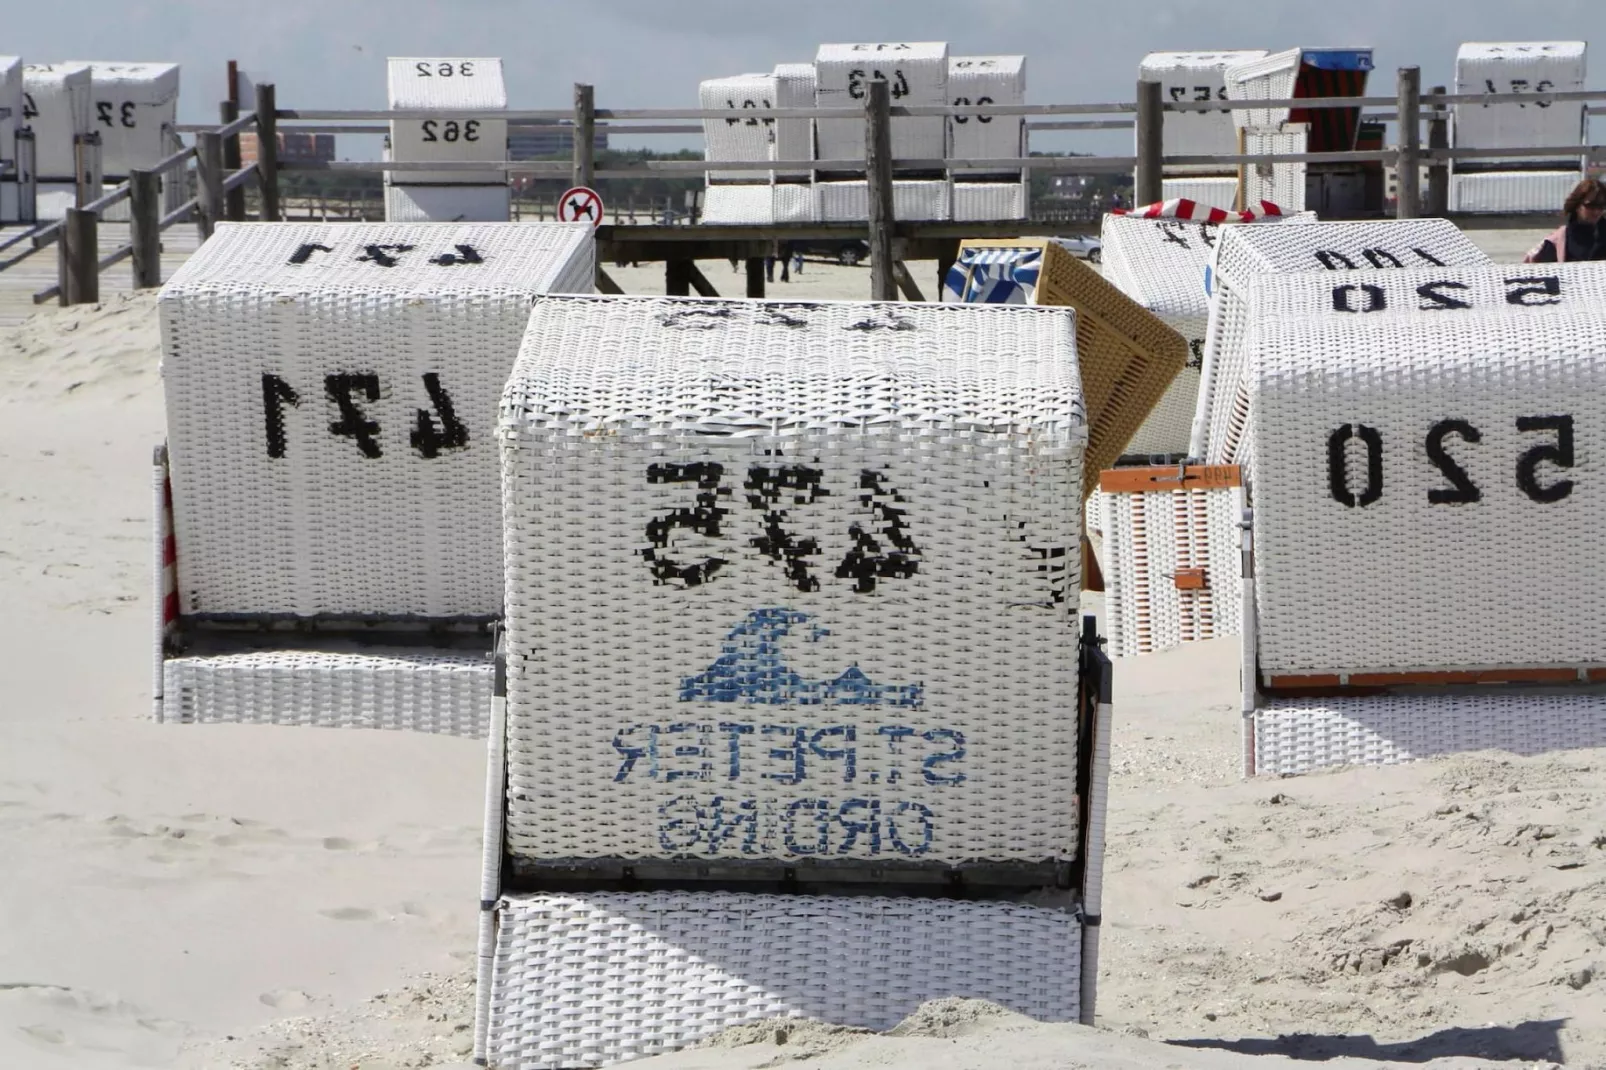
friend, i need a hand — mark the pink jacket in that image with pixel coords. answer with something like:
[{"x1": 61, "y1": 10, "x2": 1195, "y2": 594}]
[{"x1": 1523, "y1": 223, "x2": 1570, "y2": 263}]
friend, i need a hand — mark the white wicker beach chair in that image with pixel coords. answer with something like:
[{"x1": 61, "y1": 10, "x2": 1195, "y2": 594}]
[
  {"x1": 1235, "y1": 262, "x2": 1606, "y2": 774},
  {"x1": 385, "y1": 57, "x2": 509, "y2": 222},
  {"x1": 476, "y1": 295, "x2": 1114, "y2": 1067},
  {"x1": 153, "y1": 221, "x2": 594, "y2": 734},
  {"x1": 1451, "y1": 42, "x2": 1586, "y2": 213}
]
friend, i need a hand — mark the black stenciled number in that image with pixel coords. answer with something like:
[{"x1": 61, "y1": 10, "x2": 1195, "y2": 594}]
[
  {"x1": 1506, "y1": 276, "x2": 1561, "y2": 307},
  {"x1": 412, "y1": 60, "x2": 475, "y2": 77},
  {"x1": 1535, "y1": 79, "x2": 1554, "y2": 107},
  {"x1": 1417, "y1": 280, "x2": 1471, "y2": 311},
  {"x1": 421, "y1": 120, "x2": 437, "y2": 142},
  {"x1": 99, "y1": 101, "x2": 136, "y2": 128},
  {"x1": 287, "y1": 242, "x2": 333, "y2": 265},
  {"x1": 410, "y1": 373, "x2": 469, "y2": 459},
  {"x1": 261, "y1": 373, "x2": 300, "y2": 459},
  {"x1": 1333, "y1": 283, "x2": 1385, "y2": 313},
  {"x1": 1159, "y1": 222, "x2": 1190, "y2": 249},
  {"x1": 1193, "y1": 85, "x2": 1211, "y2": 103},
  {"x1": 974, "y1": 94, "x2": 993, "y2": 123},
  {"x1": 1186, "y1": 337, "x2": 1206, "y2": 370},
  {"x1": 325, "y1": 373, "x2": 384, "y2": 458},
  {"x1": 1516, "y1": 415, "x2": 1575, "y2": 503},
  {"x1": 1168, "y1": 86, "x2": 1185, "y2": 102},
  {"x1": 952, "y1": 95, "x2": 970, "y2": 124},
  {"x1": 120, "y1": 101, "x2": 136, "y2": 127},
  {"x1": 644, "y1": 462, "x2": 730, "y2": 587},
  {"x1": 1425, "y1": 419, "x2": 1482, "y2": 504},
  {"x1": 1362, "y1": 248, "x2": 1403, "y2": 268},
  {"x1": 357, "y1": 244, "x2": 415, "y2": 268},
  {"x1": 835, "y1": 470, "x2": 921, "y2": 593},
  {"x1": 416, "y1": 61, "x2": 431, "y2": 76},
  {"x1": 96, "y1": 101, "x2": 113, "y2": 127},
  {"x1": 745, "y1": 464, "x2": 828, "y2": 592},
  {"x1": 22, "y1": 93, "x2": 38, "y2": 120},
  {"x1": 430, "y1": 244, "x2": 484, "y2": 266},
  {"x1": 1328, "y1": 424, "x2": 1383, "y2": 508},
  {"x1": 1315, "y1": 249, "x2": 1357, "y2": 270},
  {"x1": 1412, "y1": 247, "x2": 1446, "y2": 266}
]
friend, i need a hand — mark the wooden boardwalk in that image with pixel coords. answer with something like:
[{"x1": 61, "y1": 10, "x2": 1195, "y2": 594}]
[{"x1": 0, "y1": 224, "x2": 203, "y2": 331}]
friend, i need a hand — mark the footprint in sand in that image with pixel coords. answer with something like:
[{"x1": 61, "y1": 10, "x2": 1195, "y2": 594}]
[
  {"x1": 321, "y1": 836, "x2": 356, "y2": 851},
  {"x1": 319, "y1": 906, "x2": 377, "y2": 922},
  {"x1": 258, "y1": 989, "x2": 313, "y2": 1010}
]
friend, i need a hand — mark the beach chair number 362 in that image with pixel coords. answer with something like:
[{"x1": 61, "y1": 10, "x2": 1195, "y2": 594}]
[{"x1": 642, "y1": 462, "x2": 921, "y2": 595}]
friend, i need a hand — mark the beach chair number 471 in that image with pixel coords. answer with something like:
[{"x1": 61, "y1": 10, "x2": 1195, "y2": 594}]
[{"x1": 261, "y1": 372, "x2": 469, "y2": 460}]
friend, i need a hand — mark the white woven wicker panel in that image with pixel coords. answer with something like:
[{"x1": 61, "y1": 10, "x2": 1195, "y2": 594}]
[
  {"x1": 772, "y1": 63, "x2": 816, "y2": 179},
  {"x1": 487, "y1": 891, "x2": 1081, "y2": 1069},
  {"x1": 162, "y1": 649, "x2": 491, "y2": 735},
  {"x1": 1140, "y1": 50, "x2": 1268, "y2": 170},
  {"x1": 0, "y1": 57, "x2": 22, "y2": 173},
  {"x1": 701, "y1": 74, "x2": 777, "y2": 182},
  {"x1": 1451, "y1": 169, "x2": 1583, "y2": 213},
  {"x1": 34, "y1": 184, "x2": 80, "y2": 221},
  {"x1": 1242, "y1": 125, "x2": 1306, "y2": 212},
  {"x1": 500, "y1": 296, "x2": 1084, "y2": 866},
  {"x1": 1101, "y1": 485, "x2": 1241, "y2": 658},
  {"x1": 23, "y1": 63, "x2": 92, "y2": 182},
  {"x1": 1195, "y1": 219, "x2": 1491, "y2": 464},
  {"x1": 816, "y1": 179, "x2": 949, "y2": 222},
  {"x1": 951, "y1": 181, "x2": 1025, "y2": 221},
  {"x1": 1224, "y1": 48, "x2": 1300, "y2": 130},
  {"x1": 384, "y1": 182, "x2": 511, "y2": 223},
  {"x1": 948, "y1": 56, "x2": 1024, "y2": 172},
  {"x1": 159, "y1": 221, "x2": 594, "y2": 618},
  {"x1": 1123, "y1": 371, "x2": 1202, "y2": 458},
  {"x1": 387, "y1": 57, "x2": 507, "y2": 186},
  {"x1": 700, "y1": 183, "x2": 817, "y2": 225},
  {"x1": 1254, "y1": 693, "x2": 1606, "y2": 776},
  {"x1": 815, "y1": 42, "x2": 947, "y2": 164},
  {"x1": 1454, "y1": 42, "x2": 1586, "y2": 158},
  {"x1": 62, "y1": 61, "x2": 178, "y2": 176},
  {"x1": 1159, "y1": 175, "x2": 1238, "y2": 211},
  {"x1": 1244, "y1": 264, "x2": 1606, "y2": 676}
]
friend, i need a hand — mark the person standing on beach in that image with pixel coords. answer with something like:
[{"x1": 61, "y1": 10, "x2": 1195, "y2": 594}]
[{"x1": 1523, "y1": 178, "x2": 1606, "y2": 262}]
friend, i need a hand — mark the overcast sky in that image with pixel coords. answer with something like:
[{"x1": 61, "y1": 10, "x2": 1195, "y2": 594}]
[{"x1": 7, "y1": 0, "x2": 1597, "y2": 154}]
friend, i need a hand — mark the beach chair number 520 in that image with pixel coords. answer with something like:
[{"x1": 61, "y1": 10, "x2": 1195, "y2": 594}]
[
  {"x1": 260, "y1": 372, "x2": 469, "y2": 460},
  {"x1": 642, "y1": 462, "x2": 921, "y2": 594}
]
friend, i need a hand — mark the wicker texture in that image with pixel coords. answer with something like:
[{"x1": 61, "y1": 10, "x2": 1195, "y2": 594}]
[
  {"x1": 1194, "y1": 219, "x2": 1491, "y2": 465},
  {"x1": 948, "y1": 56, "x2": 1025, "y2": 172},
  {"x1": 772, "y1": 63, "x2": 816, "y2": 179},
  {"x1": 814, "y1": 42, "x2": 947, "y2": 163},
  {"x1": 1224, "y1": 49, "x2": 1300, "y2": 130},
  {"x1": 62, "y1": 62, "x2": 179, "y2": 176},
  {"x1": 1454, "y1": 42, "x2": 1586, "y2": 160},
  {"x1": 159, "y1": 221, "x2": 593, "y2": 618},
  {"x1": 945, "y1": 239, "x2": 1188, "y2": 472},
  {"x1": 702, "y1": 74, "x2": 778, "y2": 182},
  {"x1": 951, "y1": 182, "x2": 1025, "y2": 221},
  {"x1": 161, "y1": 649, "x2": 491, "y2": 735},
  {"x1": 1242, "y1": 125, "x2": 1307, "y2": 212},
  {"x1": 1451, "y1": 170, "x2": 1582, "y2": 214},
  {"x1": 23, "y1": 63, "x2": 93, "y2": 182},
  {"x1": 1246, "y1": 263, "x2": 1606, "y2": 676},
  {"x1": 1255, "y1": 693, "x2": 1606, "y2": 776},
  {"x1": 387, "y1": 57, "x2": 507, "y2": 187},
  {"x1": 499, "y1": 295, "x2": 1084, "y2": 866},
  {"x1": 1160, "y1": 176, "x2": 1239, "y2": 212},
  {"x1": 1101, "y1": 484, "x2": 1243, "y2": 658},
  {"x1": 815, "y1": 179, "x2": 949, "y2": 222},
  {"x1": 384, "y1": 183, "x2": 511, "y2": 223},
  {"x1": 487, "y1": 891, "x2": 1081, "y2": 1069},
  {"x1": 1140, "y1": 51, "x2": 1268, "y2": 171},
  {"x1": 701, "y1": 183, "x2": 814, "y2": 225}
]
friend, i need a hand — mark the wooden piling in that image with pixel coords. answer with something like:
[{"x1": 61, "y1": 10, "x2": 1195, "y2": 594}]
[
  {"x1": 865, "y1": 80, "x2": 896, "y2": 301},
  {"x1": 573, "y1": 84, "x2": 596, "y2": 190},
  {"x1": 255, "y1": 83, "x2": 282, "y2": 221},
  {"x1": 665, "y1": 258, "x2": 692, "y2": 296},
  {"x1": 220, "y1": 99, "x2": 246, "y2": 221},
  {"x1": 1395, "y1": 67, "x2": 1421, "y2": 220},
  {"x1": 60, "y1": 207, "x2": 99, "y2": 306},
  {"x1": 1426, "y1": 85, "x2": 1449, "y2": 217},
  {"x1": 1135, "y1": 80, "x2": 1164, "y2": 208},
  {"x1": 196, "y1": 131, "x2": 224, "y2": 242},
  {"x1": 745, "y1": 257, "x2": 766, "y2": 298},
  {"x1": 129, "y1": 169, "x2": 162, "y2": 289}
]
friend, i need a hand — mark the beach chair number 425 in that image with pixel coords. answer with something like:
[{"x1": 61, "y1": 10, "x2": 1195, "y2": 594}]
[
  {"x1": 642, "y1": 462, "x2": 921, "y2": 594},
  {"x1": 261, "y1": 372, "x2": 469, "y2": 460}
]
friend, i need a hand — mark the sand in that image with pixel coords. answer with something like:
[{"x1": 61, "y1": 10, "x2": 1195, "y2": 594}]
[{"x1": 4, "y1": 230, "x2": 1604, "y2": 1070}]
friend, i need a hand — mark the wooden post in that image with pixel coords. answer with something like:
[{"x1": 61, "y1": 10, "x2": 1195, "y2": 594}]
[
  {"x1": 1395, "y1": 66, "x2": 1421, "y2": 220},
  {"x1": 195, "y1": 131, "x2": 224, "y2": 242},
  {"x1": 891, "y1": 261, "x2": 926, "y2": 302},
  {"x1": 255, "y1": 83, "x2": 281, "y2": 221},
  {"x1": 865, "y1": 80, "x2": 896, "y2": 301},
  {"x1": 745, "y1": 257, "x2": 766, "y2": 298},
  {"x1": 686, "y1": 263, "x2": 720, "y2": 297},
  {"x1": 1426, "y1": 84, "x2": 1449, "y2": 217},
  {"x1": 665, "y1": 258, "x2": 692, "y2": 296},
  {"x1": 936, "y1": 244, "x2": 958, "y2": 299},
  {"x1": 60, "y1": 207, "x2": 99, "y2": 306},
  {"x1": 1234, "y1": 126, "x2": 1247, "y2": 213},
  {"x1": 1135, "y1": 80, "x2": 1164, "y2": 208},
  {"x1": 220, "y1": 99, "x2": 246, "y2": 221},
  {"x1": 129, "y1": 169, "x2": 162, "y2": 289},
  {"x1": 573, "y1": 83, "x2": 596, "y2": 190}
]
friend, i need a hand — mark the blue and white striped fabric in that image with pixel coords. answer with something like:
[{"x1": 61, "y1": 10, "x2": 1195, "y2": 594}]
[{"x1": 942, "y1": 247, "x2": 1043, "y2": 304}]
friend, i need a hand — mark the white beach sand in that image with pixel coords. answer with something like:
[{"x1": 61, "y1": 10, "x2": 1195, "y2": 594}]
[{"x1": 3, "y1": 228, "x2": 1602, "y2": 1070}]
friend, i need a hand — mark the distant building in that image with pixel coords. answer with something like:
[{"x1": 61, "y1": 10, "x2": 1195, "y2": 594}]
[
  {"x1": 240, "y1": 132, "x2": 336, "y2": 165},
  {"x1": 508, "y1": 120, "x2": 609, "y2": 160}
]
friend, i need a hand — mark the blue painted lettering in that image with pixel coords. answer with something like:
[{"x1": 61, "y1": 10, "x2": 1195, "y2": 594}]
[
  {"x1": 809, "y1": 725, "x2": 857, "y2": 782},
  {"x1": 663, "y1": 722, "x2": 713, "y2": 782},
  {"x1": 921, "y1": 728, "x2": 966, "y2": 785},
  {"x1": 718, "y1": 722, "x2": 754, "y2": 778},
  {"x1": 657, "y1": 795, "x2": 703, "y2": 851},
  {"x1": 762, "y1": 724, "x2": 807, "y2": 784},
  {"x1": 783, "y1": 797, "x2": 831, "y2": 854},
  {"x1": 886, "y1": 801, "x2": 935, "y2": 856},
  {"x1": 835, "y1": 798, "x2": 881, "y2": 854}
]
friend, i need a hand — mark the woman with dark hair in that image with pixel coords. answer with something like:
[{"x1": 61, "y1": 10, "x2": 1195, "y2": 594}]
[{"x1": 1523, "y1": 178, "x2": 1606, "y2": 262}]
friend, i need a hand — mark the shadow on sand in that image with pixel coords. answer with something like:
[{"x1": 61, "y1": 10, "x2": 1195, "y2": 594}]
[{"x1": 1168, "y1": 1019, "x2": 1568, "y2": 1063}]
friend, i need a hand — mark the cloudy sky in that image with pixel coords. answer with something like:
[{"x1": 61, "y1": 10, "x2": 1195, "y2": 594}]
[{"x1": 7, "y1": 0, "x2": 1597, "y2": 152}]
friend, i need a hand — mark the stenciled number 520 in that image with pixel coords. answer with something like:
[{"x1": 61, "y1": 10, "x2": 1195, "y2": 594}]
[{"x1": 1328, "y1": 415, "x2": 1576, "y2": 507}]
